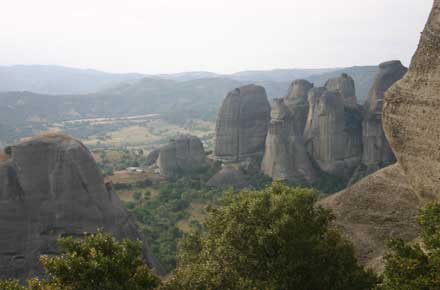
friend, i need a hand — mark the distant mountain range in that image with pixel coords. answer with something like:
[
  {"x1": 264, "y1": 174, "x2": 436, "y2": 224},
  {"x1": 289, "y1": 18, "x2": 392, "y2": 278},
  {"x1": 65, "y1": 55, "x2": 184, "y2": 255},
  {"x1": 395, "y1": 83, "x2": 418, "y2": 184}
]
[{"x1": 0, "y1": 64, "x2": 381, "y2": 143}]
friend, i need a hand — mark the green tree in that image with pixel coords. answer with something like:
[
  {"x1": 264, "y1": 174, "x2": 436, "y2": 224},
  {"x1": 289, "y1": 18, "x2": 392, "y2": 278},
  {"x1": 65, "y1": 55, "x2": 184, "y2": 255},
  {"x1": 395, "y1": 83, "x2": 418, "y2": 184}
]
[
  {"x1": 378, "y1": 203, "x2": 440, "y2": 290},
  {"x1": 162, "y1": 183, "x2": 377, "y2": 290},
  {"x1": 29, "y1": 230, "x2": 160, "y2": 290},
  {"x1": 0, "y1": 280, "x2": 27, "y2": 290}
]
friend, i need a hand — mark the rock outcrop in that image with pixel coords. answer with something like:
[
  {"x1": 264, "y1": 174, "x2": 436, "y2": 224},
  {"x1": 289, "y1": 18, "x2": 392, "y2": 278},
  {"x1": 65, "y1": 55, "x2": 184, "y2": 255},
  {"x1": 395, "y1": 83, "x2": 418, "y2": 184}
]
[
  {"x1": 351, "y1": 61, "x2": 407, "y2": 183},
  {"x1": 261, "y1": 97, "x2": 317, "y2": 183},
  {"x1": 320, "y1": 164, "x2": 420, "y2": 271},
  {"x1": 383, "y1": 0, "x2": 440, "y2": 200},
  {"x1": 157, "y1": 135, "x2": 207, "y2": 176},
  {"x1": 206, "y1": 167, "x2": 249, "y2": 190},
  {"x1": 214, "y1": 85, "x2": 270, "y2": 162},
  {"x1": 0, "y1": 134, "x2": 158, "y2": 280},
  {"x1": 304, "y1": 87, "x2": 363, "y2": 177},
  {"x1": 325, "y1": 73, "x2": 358, "y2": 109},
  {"x1": 145, "y1": 148, "x2": 160, "y2": 167},
  {"x1": 322, "y1": 1, "x2": 440, "y2": 271}
]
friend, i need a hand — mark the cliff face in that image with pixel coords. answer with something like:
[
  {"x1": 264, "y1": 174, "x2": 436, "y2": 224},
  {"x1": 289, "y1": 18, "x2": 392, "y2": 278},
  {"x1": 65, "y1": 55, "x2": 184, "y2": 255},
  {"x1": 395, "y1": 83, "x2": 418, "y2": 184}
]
[
  {"x1": 261, "y1": 86, "x2": 317, "y2": 183},
  {"x1": 157, "y1": 135, "x2": 207, "y2": 176},
  {"x1": 214, "y1": 84, "x2": 271, "y2": 162},
  {"x1": 322, "y1": 1, "x2": 440, "y2": 271},
  {"x1": 325, "y1": 74, "x2": 358, "y2": 109},
  {"x1": 304, "y1": 87, "x2": 363, "y2": 178},
  {"x1": 0, "y1": 134, "x2": 158, "y2": 280},
  {"x1": 383, "y1": 0, "x2": 440, "y2": 200},
  {"x1": 351, "y1": 61, "x2": 407, "y2": 183}
]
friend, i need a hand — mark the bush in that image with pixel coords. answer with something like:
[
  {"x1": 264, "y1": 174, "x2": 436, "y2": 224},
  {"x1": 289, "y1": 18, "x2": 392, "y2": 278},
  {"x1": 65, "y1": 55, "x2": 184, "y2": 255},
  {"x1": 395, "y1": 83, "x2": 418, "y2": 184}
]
[
  {"x1": 378, "y1": 203, "x2": 440, "y2": 290},
  {"x1": 162, "y1": 183, "x2": 377, "y2": 290}
]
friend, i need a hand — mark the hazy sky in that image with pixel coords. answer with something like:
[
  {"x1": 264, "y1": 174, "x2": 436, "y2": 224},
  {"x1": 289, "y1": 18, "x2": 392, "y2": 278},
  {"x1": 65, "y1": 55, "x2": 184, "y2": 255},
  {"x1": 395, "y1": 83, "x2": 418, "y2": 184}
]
[{"x1": 0, "y1": 0, "x2": 433, "y2": 74}]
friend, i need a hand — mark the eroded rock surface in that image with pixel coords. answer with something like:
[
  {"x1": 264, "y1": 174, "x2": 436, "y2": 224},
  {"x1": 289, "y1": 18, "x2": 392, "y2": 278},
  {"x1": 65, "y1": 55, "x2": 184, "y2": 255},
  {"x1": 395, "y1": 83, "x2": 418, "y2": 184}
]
[
  {"x1": 351, "y1": 61, "x2": 407, "y2": 183},
  {"x1": 214, "y1": 84, "x2": 270, "y2": 162},
  {"x1": 323, "y1": 1, "x2": 440, "y2": 272},
  {"x1": 157, "y1": 135, "x2": 207, "y2": 176},
  {"x1": 206, "y1": 167, "x2": 249, "y2": 190},
  {"x1": 304, "y1": 87, "x2": 363, "y2": 177},
  {"x1": 145, "y1": 148, "x2": 160, "y2": 167},
  {"x1": 261, "y1": 98, "x2": 317, "y2": 183},
  {"x1": 325, "y1": 73, "x2": 358, "y2": 108},
  {"x1": 320, "y1": 164, "x2": 421, "y2": 271},
  {"x1": 383, "y1": 0, "x2": 440, "y2": 199},
  {"x1": 0, "y1": 134, "x2": 158, "y2": 280}
]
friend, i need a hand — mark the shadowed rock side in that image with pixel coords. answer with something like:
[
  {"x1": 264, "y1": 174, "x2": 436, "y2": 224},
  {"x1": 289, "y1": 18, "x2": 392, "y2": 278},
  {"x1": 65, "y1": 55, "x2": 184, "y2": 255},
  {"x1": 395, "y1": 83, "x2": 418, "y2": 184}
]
[
  {"x1": 145, "y1": 148, "x2": 160, "y2": 167},
  {"x1": 350, "y1": 61, "x2": 407, "y2": 184},
  {"x1": 157, "y1": 135, "x2": 207, "y2": 176},
  {"x1": 304, "y1": 87, "x2": 363, "y2": 178},
  {"x1": 383, "y1": 0, "x2": 440, "y2": 200},
  {"x1": 261, "y1": 98, "x2": 317, "y2": 183},
  {"x1": 320, "y1": 164, "x2": 421, "y2": 271},
  {"x1": 206, "y1": 167, "x2": 250, "y2": 191},
  {"x1": 323, "y1": 1, "x2": 440, "y2": 272},
  {"x1": 325, "y1": 73, "x2": 358, "y2": 109},
  {"x1": 214, "y1": 84, "x2": 270, "y2": 162},
  {"x1": 0, "y1": 134, "x2": 158, "y2": 280}
]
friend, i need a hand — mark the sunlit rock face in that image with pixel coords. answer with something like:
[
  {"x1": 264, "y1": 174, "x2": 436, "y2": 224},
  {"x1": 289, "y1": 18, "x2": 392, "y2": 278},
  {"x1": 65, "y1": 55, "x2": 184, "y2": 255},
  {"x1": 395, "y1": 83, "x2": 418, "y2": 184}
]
[
  {"x1": 157, "y1": 134, "x2": 207, "y2": 176},
  {"x1": 0, "y1": 134, "x2": 158, "y2": 280},
  {"x1": 304, "y1": 86, "x2": 363, "y2": 178},
  {"x1": 214, "y1": 84, "x2": 270, "y2": 162}
]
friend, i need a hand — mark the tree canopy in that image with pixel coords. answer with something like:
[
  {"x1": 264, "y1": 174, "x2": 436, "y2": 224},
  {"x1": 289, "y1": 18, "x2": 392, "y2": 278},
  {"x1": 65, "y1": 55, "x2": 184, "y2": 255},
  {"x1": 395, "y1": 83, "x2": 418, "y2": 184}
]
[{"x1": 162, "y1": 183, "x2": 377, "y2": 290}]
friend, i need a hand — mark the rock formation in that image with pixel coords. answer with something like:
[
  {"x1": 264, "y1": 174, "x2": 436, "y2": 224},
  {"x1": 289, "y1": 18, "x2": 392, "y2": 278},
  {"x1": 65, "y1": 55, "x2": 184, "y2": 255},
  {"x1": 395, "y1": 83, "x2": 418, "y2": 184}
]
[
  {"x1": 145, "y1": 148, "x2": 160, "y2": 166},
  {"x1": 304, "y1": 87, "x2": 363, "y2": 178},
  {"x1": 261, "y1": 97, "x2": 317, "y2": 183},
  {"x1": 383, "y1": 0, "x2": 440, "y2": 200},
  {"x1": 322, "y1": 1, "x2": 440, "y2": 271},
  {"x1": 325, "y1": 73, "x2": 358, "y2": 109},
  {"x1": 214, "y1": 84, "x2": 270, "y2": 162},
  {"x1": 320, "y1": 164, "x2": 420, "y2": 271},
  {"x1": 206, "y1": 167, "x2": 249, "y2": 190},
  {"x1": 157, "y1": 135, "x2": 207, "y2": 176},
  {"x1": 0, "y1": 134, "x2": 158, "y2": 280},
  {"x1": 351, "y1": 61, "x2": 407, "y2": 183},
  {"x1": 284, "y1": 80, "x2": 314, "y2": 133}
]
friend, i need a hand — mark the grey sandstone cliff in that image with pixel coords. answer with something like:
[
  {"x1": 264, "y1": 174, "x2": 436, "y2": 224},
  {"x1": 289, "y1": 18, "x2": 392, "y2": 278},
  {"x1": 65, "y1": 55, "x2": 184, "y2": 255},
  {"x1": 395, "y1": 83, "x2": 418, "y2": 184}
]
[
  {"x1": 261, "y1": 80, "x2": 317, "y2": 183},
  {"x1": 383, "y1": 0, "x2": 440, "y2": 200},
  {"x1": 157, "y1": 135, "x2": 207, "y2": 176},
  {"x1": 304, "y1": 86, "x2": 363, "y2": 178},
  {"x1": 0, "y1": 134, "x2": 158, "y2": 280},
  {"x1": 214, "y1": 84, "x2": 270, "y2": 162},
  {"x1": 351, "y1": 61, "x2": 407, "y2": 183},
  {"x1": 322, "y1": 0, "x2": 440, "y2": 271},
  {"x1": 325, "y1": 73, "x2": 358, "y2": 109}
]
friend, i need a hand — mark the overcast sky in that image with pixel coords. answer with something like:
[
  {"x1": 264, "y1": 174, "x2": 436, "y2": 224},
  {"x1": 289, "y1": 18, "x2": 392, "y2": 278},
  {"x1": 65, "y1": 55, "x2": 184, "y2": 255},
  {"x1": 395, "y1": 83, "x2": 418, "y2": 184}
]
[{"x1": 0, "y1": 0, "x2": 433, "y2": 74}]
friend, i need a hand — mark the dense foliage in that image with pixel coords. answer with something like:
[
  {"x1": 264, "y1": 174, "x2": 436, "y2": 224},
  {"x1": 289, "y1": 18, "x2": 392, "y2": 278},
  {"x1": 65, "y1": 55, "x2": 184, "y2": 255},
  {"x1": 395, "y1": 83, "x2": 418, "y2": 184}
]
[
  {"x1": 126, "y1": 166, "x2": 224, "y2": 273},
  {"x1": 0, "y1": 231, "x2": 160, "y2": 290},
  {"x1": 162, "y1": 183, "x2": 378, "y2": 290},
  {"x1": 378, "y1": 203, "x2": 440, "y2": 290}
]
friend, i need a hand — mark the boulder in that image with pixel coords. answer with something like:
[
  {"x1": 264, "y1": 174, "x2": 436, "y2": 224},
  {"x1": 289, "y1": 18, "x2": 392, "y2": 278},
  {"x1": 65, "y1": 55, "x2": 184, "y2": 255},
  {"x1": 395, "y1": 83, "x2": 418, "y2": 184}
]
[
  {"x1": 157, "y1": 135, "x2": 207, "y2": 176},
  {"x1": 214, "y1": 84, "x2": 271, "y2": 162},
  {"x1": 145, "y1": 148, "x2": 160, "y2": 166},
  {"x1": 206, "y1": 167, "x2": 249, "y2": 191},
  {"x1": 383, "y1": 0, "x2": 440, "y2": 200},
  {"x1": 351, "y1": 61, "x2": 407, "y2": 183},
  {"x1": 304, "y1": 87, "x2": 363, "y2": 177},
  {"x1": 0, "y1": 134, "x2": 158, "y2": 280}
]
